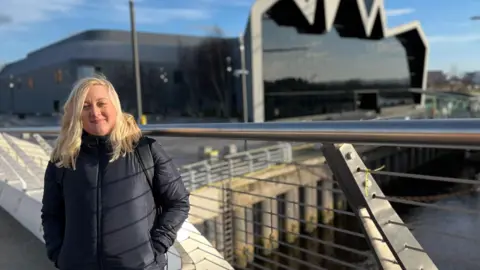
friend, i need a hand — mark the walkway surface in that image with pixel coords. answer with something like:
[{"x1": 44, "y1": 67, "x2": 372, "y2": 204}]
[{"x1": 0, "y1": 207, "x2": 54, "y2": 270}]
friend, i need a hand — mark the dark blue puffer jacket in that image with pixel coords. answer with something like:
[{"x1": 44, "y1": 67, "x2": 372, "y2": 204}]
[{"x1": 41, "y1": 134, "x2": 190, "y2": 270}]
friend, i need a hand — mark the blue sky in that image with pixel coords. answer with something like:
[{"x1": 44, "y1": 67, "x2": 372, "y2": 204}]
[{"x1": 0, "y1": 0, "x2": 479, "y2": 73}]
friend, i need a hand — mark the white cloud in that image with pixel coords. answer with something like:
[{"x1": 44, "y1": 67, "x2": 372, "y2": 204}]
[
  {"x1": 0, "y1": 14, "x2": 12, "y2": 25},
  {"x1": 385, "y1": 8, "x2": 415, "y2": 17},
  {"x1": 92, "y1": 1, "x2": 212, "y2": 25},
  {"x1": 429, "y1": 34, "x2": 480, "y2": 43},
  {"x1": 0, "y1": 0, "x2": 211, "y2": 32},
  {"x1": 112, "y1": 5, "x2": 211, "y2": 24},
  {"x1": 0, "y1": 0, "x2": 83, "y2": 31},
  {"x1": 198, "y1": 0, "x2": 253, "y2": 7},
  {"x1": 227, "y1": 0, "x2": 253, "y2": 7},
  {"x1": 136, "y1": 8, "x2": 210, "y2": 23}
]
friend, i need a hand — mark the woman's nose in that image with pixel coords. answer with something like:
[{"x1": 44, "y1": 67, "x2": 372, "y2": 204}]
[{"x1": 90, "y1": 106, "x2": 101, "y2": 117}]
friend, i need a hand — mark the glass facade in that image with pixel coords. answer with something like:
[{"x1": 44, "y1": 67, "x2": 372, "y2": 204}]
[
  {"x1": 174, "y1": 37, "x2": 238, "y2": 118},
  {"x1": 72, "y1": 61, "x2": 175, "y2": 115},
  {"x1": 76, "y1": 66, "x2": 96, "y2": 80},
  {"x1": 261, "y1": 13, "x2": 413, "y2": 121},
  {"x1": 72, "y1": 37, "x2": 239, "y2": 118}
]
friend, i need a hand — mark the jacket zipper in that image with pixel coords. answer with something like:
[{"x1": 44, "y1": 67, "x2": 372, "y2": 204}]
[{"x1": 96, "y1": 139, "x2": 103, "y2": 270}]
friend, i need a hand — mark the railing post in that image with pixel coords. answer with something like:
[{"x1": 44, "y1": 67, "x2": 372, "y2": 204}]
[
  {"x1": 322, "y1": 143, "x2": 437, "y2": 270},
  {"x1": 188, "y1": 167, "x2": 195, "y2": 190},
  {"x1": 204, "y1": 161, "x2": 211, "y2": 184},
  {"x1": 264, "y1": 149, "x2": 270, "y2": 168},
  {"x1": 283, "y1": 143, "x2": 293, "y2": 163},
  {"x1": 246, "y1": 153, "x2": 253, "y2": 172}
]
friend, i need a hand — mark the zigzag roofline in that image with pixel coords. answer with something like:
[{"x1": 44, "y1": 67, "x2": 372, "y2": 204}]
[{"x1": 253, "y1": 0, "x2": 428, "y2": 44}]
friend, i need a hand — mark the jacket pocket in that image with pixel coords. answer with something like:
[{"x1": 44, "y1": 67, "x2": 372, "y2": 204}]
[
  {"x1": 148, "y1": 237, "x2": 157, "y2": 262},
  {"x1": 55, "y1": 246, "x2": 64, "y2": 269},
  {"x1": 156, "y1": 253, "x2": 167, "y2": 268}
]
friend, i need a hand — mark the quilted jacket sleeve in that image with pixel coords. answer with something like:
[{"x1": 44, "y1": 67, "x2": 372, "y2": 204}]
[
  {"x1": 41, "y1": 162, "x2": 65, "y2": 268},
  {"x1": 149, "y1": 140, "x2": 190, "y2": 253}
]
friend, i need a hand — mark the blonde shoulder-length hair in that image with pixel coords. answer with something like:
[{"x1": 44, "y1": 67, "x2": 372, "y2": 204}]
[{"x1": 50, "y1": 74, "x2": 142, "y2": 169}]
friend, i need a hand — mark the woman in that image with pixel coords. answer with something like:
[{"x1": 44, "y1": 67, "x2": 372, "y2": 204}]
[{"x1": 41, "y1": 75, "x2": 190, "y2": 270}]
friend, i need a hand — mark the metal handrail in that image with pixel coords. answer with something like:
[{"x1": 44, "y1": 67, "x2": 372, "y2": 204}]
[
  {"x1": 1, "y1": 119, "x2": 480, "y2": 149},
  {"x1": 179, "y1": 143, "x2": 290, "y2": 190}
]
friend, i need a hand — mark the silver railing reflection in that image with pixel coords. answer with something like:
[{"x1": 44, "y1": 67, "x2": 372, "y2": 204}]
[{"x1": 2, "y1": 119, "x2": 480, "y2": 147}]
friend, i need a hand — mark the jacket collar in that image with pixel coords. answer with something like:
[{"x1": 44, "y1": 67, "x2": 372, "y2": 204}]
[{"x1": 81, "y1": 130, "x2": 110, "y2": 147}]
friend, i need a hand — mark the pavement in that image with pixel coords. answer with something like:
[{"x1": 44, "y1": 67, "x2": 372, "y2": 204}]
[{"x1": 0, "y1": 207, "x2": 55, "y2": 270}]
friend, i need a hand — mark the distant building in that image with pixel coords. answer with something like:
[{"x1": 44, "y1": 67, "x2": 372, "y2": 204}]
[
  {"x1": 0, "y1": 30, "x2": 241, "y2": 117},
  {"x1": 462, "y1": 71, "x2": 480, "y2": 86}
]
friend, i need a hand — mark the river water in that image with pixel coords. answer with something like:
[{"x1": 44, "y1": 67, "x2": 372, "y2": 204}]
[
  {"x1": 250, "y1": 150, "x2": 480, "y2": 270},
  {"x1": 386, "y1": 150, "x2": 480, "y2": 270}
]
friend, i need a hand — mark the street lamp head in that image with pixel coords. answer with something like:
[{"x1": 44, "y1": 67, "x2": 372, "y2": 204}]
[{"x1": 471, "y1": 15, "x2": 480, "y2": 21}]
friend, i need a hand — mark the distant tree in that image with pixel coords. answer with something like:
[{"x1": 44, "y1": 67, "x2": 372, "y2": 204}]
[
  {"x1": 112, "y1": 65, "x2": 136, "y2": 113},
  {"x1": 177, "y1": 25, "x2": 233, "y2": 118},
  {"x1": 142, "y1": 66, "x2": 167, "y2": 115},
  {"x1": 177, "y1": 43, "x2": 201, "y2": 116},
  {"x1": 447, "y1": 64, "x2": 459, "y2": 80}
]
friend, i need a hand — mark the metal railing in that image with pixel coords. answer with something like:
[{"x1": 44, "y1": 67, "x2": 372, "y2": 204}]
[
  {"x1": 345, "y1": 145, "x2": 480, "y2": 270},
  {"x1": 2, "y1": 119, "x2": 480, "y2": 269},
  {"x1": 4, "y1": 119, "x2": 478, "y2": 146},
  {"x1": 166, "y1": 120, "x2": 479, "y2": 270},
  {"x1": 180, "y1": 143, "x2": 292, "y2": 190}
]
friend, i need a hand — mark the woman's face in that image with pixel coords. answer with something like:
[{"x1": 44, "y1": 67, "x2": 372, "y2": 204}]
[{"x1": 81, "y1": 85, "x2": 117, "y2": 136}]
